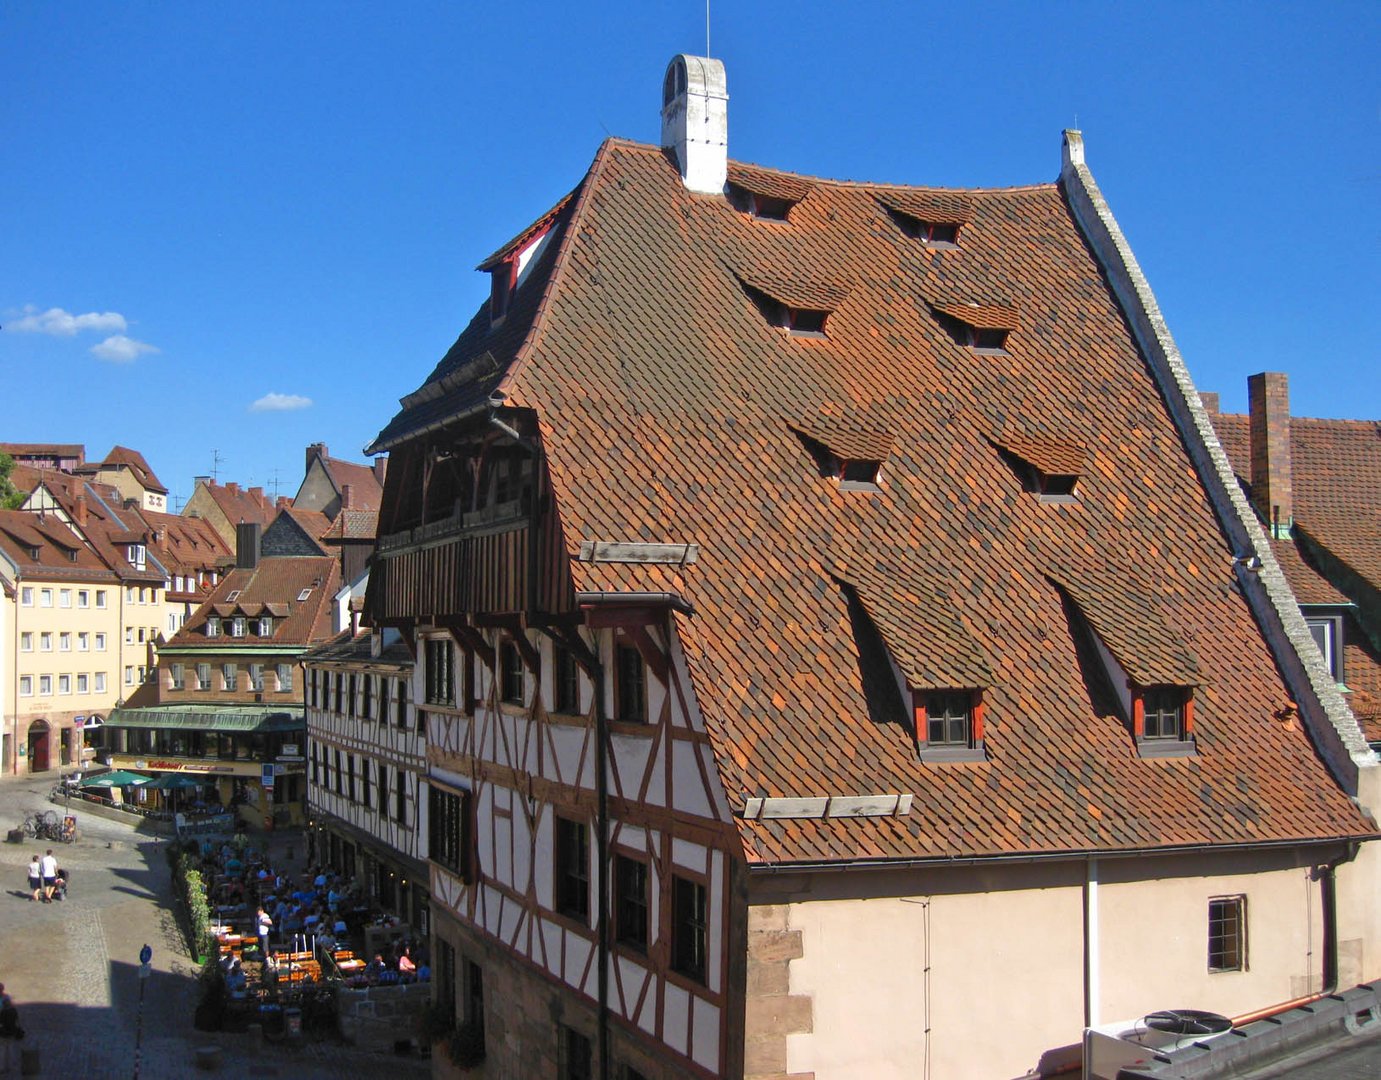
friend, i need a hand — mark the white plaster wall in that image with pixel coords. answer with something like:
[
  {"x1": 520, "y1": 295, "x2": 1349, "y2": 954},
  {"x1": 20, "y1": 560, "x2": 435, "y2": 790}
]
[
  {"x1": 785, "y1": 886, "x2": 1083, "y2": 1080},
  {"x1": 1098, "y1": 862, "x2": 1325, "y2": 1021},
  {"x1": 1334, "y1": 839, "x2": 1381, "y2": 986}
]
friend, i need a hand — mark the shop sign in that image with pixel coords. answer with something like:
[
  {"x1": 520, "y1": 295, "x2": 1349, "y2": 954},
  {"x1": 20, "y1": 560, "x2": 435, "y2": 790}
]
[
  {"x1": 262, "y1": 764, "x2": 275, "y2": 787},
  {"x1": 281, "y1": 744, "x2": 299, "y2": 756}
]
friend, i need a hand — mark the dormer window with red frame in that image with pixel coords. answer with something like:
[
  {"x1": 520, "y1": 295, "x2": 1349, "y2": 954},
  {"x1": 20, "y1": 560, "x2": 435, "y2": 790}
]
[
  {"x1": 1134, "y1": 685, "x2": 1195, "y2": 755},
  {"x1": 914, "y1": 689, "x2": 986, "y2": 763},
  {"x1": 993, "y1": 435, "x2": 1086, "y2": 504}
]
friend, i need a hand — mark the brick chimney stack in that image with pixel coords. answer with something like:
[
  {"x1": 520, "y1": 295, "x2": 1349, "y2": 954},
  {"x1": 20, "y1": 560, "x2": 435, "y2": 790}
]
[
  {"x1": 74, "y1": 493, "x2": 88, "y2": 526},
  {"x1": 1199, "y1": 391, "x2": 1220, "y2": 414},
  {"x1": 341, "y1": 484, "x2": 353, "y2": 510},
  {"x1": 226, "y1": 481, "x2": 240, "y2": 495},
  {"x1": 373, "y1": 456, "x2": 387, "y2": 486},
  {"x1": 307, "y1": 443, "x2": 327, "y2": 473},
  {"x1": 1248, "y1": 372, "x2": 1293, "y2": 539},
  {"x1": 249, "y1": 486, "x2": 263, "y2": 504}
]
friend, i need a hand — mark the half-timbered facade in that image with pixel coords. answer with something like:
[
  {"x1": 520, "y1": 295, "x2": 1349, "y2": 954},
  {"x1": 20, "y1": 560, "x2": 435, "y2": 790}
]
[
  {"x1": 363, "y1": 56, "x2": 1381, "y2": 1080},
  {"x1": 304, "y1": 628, "x2": 430, "y2": 931}
]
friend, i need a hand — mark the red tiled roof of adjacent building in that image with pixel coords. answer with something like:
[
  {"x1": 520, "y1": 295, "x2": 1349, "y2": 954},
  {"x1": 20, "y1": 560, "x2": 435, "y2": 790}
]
[
  {"x1": 85, "y1": 445, "x2": 168, "y2": 494},
  {"x1": 375, "y1": 138, "x2": 1376, "y2": 864},
  {"x1": 0, "y1": 509, "x2": 119, "y2": 583},
  {"x1": 171, "y1": 556, "x2": 340, "y2": 648},
  {"x1": 316, "y1": 457, "x2": 382, "y2": 512},
  {"x1": 319, "y1": 509, "x2": 378, "y2": 542},
  {"x1": 200, "y1": 481, "x2": 276, "y2": 527}
]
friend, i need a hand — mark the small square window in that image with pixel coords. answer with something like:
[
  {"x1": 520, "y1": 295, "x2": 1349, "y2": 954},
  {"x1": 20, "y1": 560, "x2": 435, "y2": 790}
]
[
  {"x1": 555, "y1": 816, "x2": 590, "y2": 922},
  {"x1": 915, "y1": 689, "x2": 986, "y2": 762},
  {"x1": 20, "y1": 587, "x2": 33, "y2": 606},
  {"x1": 95, "y1": 590, "x2": 107, "y2": 608},
  {"x1": 77, "y1": 590, "x2": 89, "y2": 608},
  {"x1": 1209, "y1": 896, "x2": 1247, "y2": 972},
  {"x1": 671, "y1": 875, "x2": 708, "y2": 984},
  {"x1": 58, "y1": 589, "x2": 71, "y2": 608},
  {"x1": 40, "y1": 589, "x2": 52, "y2": 607},
  {"x1": 968, "y1": 327, "x2": 1009, "y2": 353}
]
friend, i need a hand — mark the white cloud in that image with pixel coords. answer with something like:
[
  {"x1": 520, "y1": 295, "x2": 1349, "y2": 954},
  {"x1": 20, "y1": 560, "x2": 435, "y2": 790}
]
[
  {"x1": 8, "y1": 305, "x2": 127, "y2": 336},
  {"x1": 250, "y1": 392, "x2": 313, "y2": 413},
  {"x1": 90, "y1": 335, "x2": 159, "y2": 362}
]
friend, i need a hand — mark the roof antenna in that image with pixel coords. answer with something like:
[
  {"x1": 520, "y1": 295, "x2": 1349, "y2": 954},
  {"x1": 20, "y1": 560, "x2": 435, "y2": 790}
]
[{"x1": 211, "y1": 448, "x2": 223, "y2": 482}]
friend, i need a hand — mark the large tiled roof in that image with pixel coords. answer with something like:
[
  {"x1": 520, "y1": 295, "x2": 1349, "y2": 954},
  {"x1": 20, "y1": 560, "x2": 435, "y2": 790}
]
[
  {"x1": 26, "y1": 475, "x2": 166, "y2": 584},
  {"x1": 303, "y1": 628, "x2": 412, "y2": 666},
  {"x1": 170, "y1": 556, "x2": 340, "y2": 648},
  {"x1": 0, "y1": 509, "x2": 118, "y2": 582},
  {"x1": 382, "y1": 139, "x2": 1375, "y2": 863}
]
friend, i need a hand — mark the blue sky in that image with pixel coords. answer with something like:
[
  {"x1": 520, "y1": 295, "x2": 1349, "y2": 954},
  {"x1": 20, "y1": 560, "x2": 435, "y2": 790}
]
[{"x1": 2, "y1": 2, "x2": 1376, "y2": 508}]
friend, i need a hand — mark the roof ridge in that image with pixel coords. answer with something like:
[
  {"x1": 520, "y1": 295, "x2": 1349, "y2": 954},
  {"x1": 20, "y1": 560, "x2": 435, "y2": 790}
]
[
  {"x1": 493, "y1": 138, "x2": 615, "y2": 406},
  {"x1": 610, "y1": 136, "x2": 1056, "y2": 194}
]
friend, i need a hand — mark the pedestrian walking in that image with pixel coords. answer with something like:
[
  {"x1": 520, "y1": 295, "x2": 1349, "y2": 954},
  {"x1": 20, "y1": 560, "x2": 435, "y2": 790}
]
[
  {"x1": 40, "y1": 849, "x2": 58, "y2": 903},
  {"x1": 256, "y1": 905, "x2": 273, "y2": 956},
  {"x1": 27, "y1": 854, "x2": 41, "y2": 902}
]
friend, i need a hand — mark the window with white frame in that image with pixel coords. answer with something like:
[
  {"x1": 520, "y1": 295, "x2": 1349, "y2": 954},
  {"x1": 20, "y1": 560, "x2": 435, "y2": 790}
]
[
  {"x1": 77, "y1": 632, "x2": 89, "y2": 651},
  {"x1": 124, "y1": 666, "x2": 134, "y2": 686},
  {"x1": 171, "y1": 663, "x2": 185, "y2": 690},
  {"x1": 231, "y1": 617, "x2": 246, "y2": 638},
  {"x1": 277, "y1": 663, "x2": 293, "y2": 692},
  {"x1": 96, "y1": 589, "x2": 107, "y2": 608},
  {"x1": 223, "y1": 663, "x2": 238, "y2": 691},
  {"x1": 95, "y1": 672, "x2": 106, "y2": 693},
  {"x1": 196, "y1": 663, "x2": 211, "y2": 690},
  {"x1": 39, "y1": 675, "x2": 52, "y2": 696},
  {"x1": 249, "y1": 664, "x2": 264, "y2": 692},
  {"x1": 206, "y1": 617, "x2": 221, "y2": 638},
  {"x1": 77, "y1": 589, "x2": 89, "y2": 608},
  {"x1": 59, "y1": 589, "x2": 71, "y2": 608},
  {"x1": 19, "y1": 676, "x2": 32, "y2": 696},
  {"x1": 77, "y1": 673, "x2": 88, "y2": 693},
  {"x1": 59, "y1": 632, "x2": 71, "y2": 651},
  {"x1": 40, "y1": 632, "x2": 52, "y2": 652},
  {"x1": 95, "y1": 633, "x2": 106, "y2": 651},
  {"x1": 20, "y1": 632, "x2": 32, "y2": 652},
  {"x1": 58, "y1": 674, "x2": 71, "y2": 694},
  {"x1": 40, "y1": 589, "x2": 52, "y2": 607},
  {"x1": 125, "y1": 627, "x2": 134, "y2": 645},
  {"x1": 21, "y1": 587, "x2": 33, "y2": 606}
]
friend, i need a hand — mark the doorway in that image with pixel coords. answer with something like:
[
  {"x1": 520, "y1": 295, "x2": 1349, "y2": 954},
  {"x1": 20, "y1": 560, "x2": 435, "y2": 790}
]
[
  {"x1": 60, "y1": 728, "x2": 73, "y2": 767},
  {"x1": 27, "y1": 720, "x2": 51, "y2": 772}
]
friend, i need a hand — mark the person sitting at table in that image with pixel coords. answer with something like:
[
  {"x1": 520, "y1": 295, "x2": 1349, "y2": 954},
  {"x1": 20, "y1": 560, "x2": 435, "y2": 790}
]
[
  {"x1": 364, "y1": 953, "x2": 385, "y2": 979},
  {"x1": 225, "y1": 961, "x2": 248, "y2": 1000},
  {"x1": 397, "y1": 948, "x2": 416, "y2": 975},
  {"x1": 262, "y1": 954, "x2": 279, "y2": 987},
  {"x1": 317, "y1": 926, "x2": 338, "y2": 952}
]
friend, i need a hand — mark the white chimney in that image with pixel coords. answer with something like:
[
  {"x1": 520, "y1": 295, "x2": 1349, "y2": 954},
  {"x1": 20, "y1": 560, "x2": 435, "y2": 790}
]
[{"x1": 660, "y1": 54, "x2": 728, "y2": 195}]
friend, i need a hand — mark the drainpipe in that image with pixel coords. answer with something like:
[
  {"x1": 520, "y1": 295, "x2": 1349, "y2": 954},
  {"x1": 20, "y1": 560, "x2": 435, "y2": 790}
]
[
  {"x1": 1084, "y1": 857, "x2": 1100, "y2": 1029},
  {"x1": 1230, "y1": 841, "x2": 1360, "y2": 1026},
  {"x1": 592, "y1": 632, "x2": 610, "y2": 1080}
]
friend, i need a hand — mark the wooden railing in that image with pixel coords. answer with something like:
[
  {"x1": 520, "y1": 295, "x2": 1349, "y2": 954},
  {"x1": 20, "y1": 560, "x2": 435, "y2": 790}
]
[{"x1": 377, "y1": 496, "x2": 529, "y2": 555}]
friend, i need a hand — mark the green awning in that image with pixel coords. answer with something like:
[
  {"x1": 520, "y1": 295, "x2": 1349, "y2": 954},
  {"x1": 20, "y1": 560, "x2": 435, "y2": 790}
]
[{"x1": 105, "y1": 705, "x2": 304, "y2": 733}]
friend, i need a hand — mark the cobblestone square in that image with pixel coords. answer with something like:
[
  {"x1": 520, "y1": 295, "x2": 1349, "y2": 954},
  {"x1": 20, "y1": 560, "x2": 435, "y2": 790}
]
[{"x1": 0, "y1": 772, "x2": 431, "y2": 1079}]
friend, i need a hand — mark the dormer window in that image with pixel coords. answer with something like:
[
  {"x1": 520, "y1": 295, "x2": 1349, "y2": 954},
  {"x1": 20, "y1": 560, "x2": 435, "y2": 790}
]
[
  {"x1": 900, "y1": 216, "x2": 961, "y2": 247},
  {"x1": 993, "y1": 435, "x2": 1087, "y2": 504},
  {"x1": 772, "y1": 302, "x2": 829, "y2": 337},
  {"x1": 231, "y1": 617, "x2": 246, "y2": 638},
  {"x1": 966, "y1": 327, "x2": 1009, "y2": 353},
  {"x1": 914, "y1": 689, "x2": 986, "y2": 763},
  {"x1": 257, "y1": 617, "x2": 274, "y2": 637},
  {"x1": 930, "y1": 300, "x2": 1018, "y2": 356},
  {"x1": 206, "y1": 617, "x2": 221, "y2": 638},
  {"x1": 489, "y1": 258, "x2": 517, "y2": 322},
  {"x1": 1135, "y1": 685, "x2": 1194, "y2": 753},
  {"x1": 127, "y1": 543, "x2": 146, "y2": 569},
  {"x1": 730, "y1": 186, "x2": 793, "y2": 222},
  {"x1": 793, "y1": 419, "x2": 893, "y2": 493}
]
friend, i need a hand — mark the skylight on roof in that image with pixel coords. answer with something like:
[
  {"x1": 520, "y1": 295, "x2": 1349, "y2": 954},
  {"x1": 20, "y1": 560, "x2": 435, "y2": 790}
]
[
  {"x1": 297, "y1": 587, "x2": 312, "y2": 602},
  {"x1": 226, "y1": 590, "x2": 240, "y2": 602}
]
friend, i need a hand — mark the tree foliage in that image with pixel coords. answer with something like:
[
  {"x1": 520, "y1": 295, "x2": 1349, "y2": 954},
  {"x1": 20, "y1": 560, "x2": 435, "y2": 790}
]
[{"x1": 0, "y1": 452, "x2": 24, "y2": 510}]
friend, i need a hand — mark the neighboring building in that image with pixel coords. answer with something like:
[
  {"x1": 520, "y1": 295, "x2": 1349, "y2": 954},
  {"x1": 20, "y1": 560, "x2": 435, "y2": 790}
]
[
  {"x1": 0, "y1": 443, "x2": 85, "y2": 473},
  {"x1": 362, "y1": 57, "x2": 1381, "y2": 1080},
  {"x1": 303, "y1": 628, "x2": 428, "y2": 933},
  {"x1": 293, "y1": 442, "x2": 385, "y2": 521},
  {"x1": 318, "y1": 509, "x2": 378, "y2": 585},
  {"x1": 138, "y1": 510, "x2": 233, "y2": 640},
  {"x1": 261, "y1": 505, "x2": 331, "y2": 558},
  {"x1": 1205, "y1": 375, "x2": 1381, "y2": 745},
  {"x1": 22, "y1": 477, "x2": 171, "y2": 705},
  {"x1": 182, "y1": 478, "x2": 277, "y2": 549},
  {"x1": 105, "y1": 545, "x2": 340, "y2": 828},
  {"x1": 0, "y1": 510, "x2": 121, "y2": 772},
  {"x1": 75, "y1": 445, "x2": 170, "y2": 513}
]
